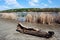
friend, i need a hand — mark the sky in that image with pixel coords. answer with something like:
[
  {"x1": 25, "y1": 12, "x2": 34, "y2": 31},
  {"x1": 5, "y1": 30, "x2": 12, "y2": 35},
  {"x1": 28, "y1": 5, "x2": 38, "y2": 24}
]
[{"x1": 0, "y1": 0, "x2": 60, "y2": 10}]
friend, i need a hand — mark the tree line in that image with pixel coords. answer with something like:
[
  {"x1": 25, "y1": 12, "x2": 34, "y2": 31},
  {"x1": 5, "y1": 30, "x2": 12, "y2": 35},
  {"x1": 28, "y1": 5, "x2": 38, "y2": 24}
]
[{"x1": 0, "y1": 8, "x2": 60, "y2": 13}]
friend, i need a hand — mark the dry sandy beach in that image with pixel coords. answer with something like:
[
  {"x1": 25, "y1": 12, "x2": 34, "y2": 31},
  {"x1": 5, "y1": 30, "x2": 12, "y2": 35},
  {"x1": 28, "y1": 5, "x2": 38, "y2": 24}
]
[{"x1": 0, "y1": 18, "x2": 60, "y2": 40}]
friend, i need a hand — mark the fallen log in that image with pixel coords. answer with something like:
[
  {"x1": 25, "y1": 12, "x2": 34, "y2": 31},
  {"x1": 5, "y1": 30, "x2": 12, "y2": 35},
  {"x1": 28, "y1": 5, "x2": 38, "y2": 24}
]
[{"x1": 16, "y1": 23, "x2": 54, "y2": 38}]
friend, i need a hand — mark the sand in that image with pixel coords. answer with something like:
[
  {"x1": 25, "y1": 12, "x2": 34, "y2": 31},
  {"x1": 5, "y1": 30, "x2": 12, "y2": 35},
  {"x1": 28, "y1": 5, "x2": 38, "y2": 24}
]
[{"x1": 0, "y1": 18, "x2": 60, "y2": 40}]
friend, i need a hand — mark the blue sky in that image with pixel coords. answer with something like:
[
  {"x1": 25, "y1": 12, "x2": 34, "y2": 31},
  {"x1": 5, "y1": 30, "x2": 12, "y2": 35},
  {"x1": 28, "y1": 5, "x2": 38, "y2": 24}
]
[{"x1": 0, "y1": 0, "x2": 60, "y2": 10}]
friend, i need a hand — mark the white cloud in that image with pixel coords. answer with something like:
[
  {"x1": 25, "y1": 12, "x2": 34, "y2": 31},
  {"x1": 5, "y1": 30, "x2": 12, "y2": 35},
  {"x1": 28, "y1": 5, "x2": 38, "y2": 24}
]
[
  {"x1": 32, "y1": 0, "x2": 39, "y2": 3},
  {"x1": 29, "y1": 1, "x2": 36, "y2": 6},
  {"x1": 44, "y1": 4, "x2": 48, "y2": 7},
  {"x1": 4, "y1": 0, "x2": 23, "y2": 8},
  {"x1": 48, "y1": 0, "x2": 52, "y2": 4},
  {"x1": 41, "y1": 3, "x2": 48, "y2": 7},
  {"x1": 29, "y1": 0, "x2": 39, "y2": 6},
  {"x1": 0, "y1": 5, "x2": 10, "y2": 10}
]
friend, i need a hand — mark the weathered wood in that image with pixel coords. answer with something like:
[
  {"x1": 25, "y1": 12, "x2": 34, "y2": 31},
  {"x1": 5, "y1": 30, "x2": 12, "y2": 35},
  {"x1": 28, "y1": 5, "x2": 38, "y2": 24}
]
[{"x1": 16, "y1": 23, "x2": 54, "y2": 38}]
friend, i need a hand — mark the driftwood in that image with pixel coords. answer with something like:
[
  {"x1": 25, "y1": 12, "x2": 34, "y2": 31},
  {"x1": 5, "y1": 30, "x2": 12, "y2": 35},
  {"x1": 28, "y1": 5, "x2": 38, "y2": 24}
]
[{"x1": 16, "y1": 23, "x2": 54, "y2": 38}]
